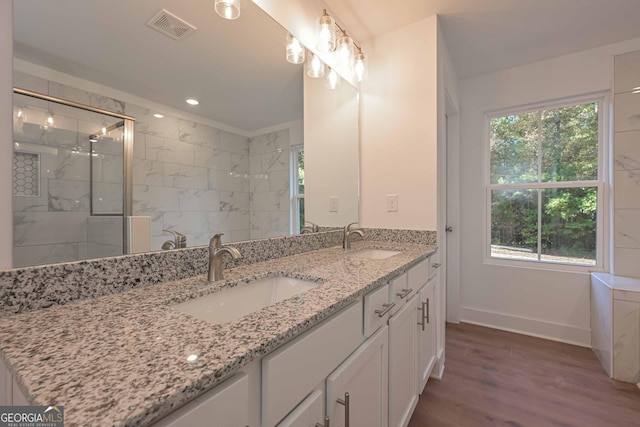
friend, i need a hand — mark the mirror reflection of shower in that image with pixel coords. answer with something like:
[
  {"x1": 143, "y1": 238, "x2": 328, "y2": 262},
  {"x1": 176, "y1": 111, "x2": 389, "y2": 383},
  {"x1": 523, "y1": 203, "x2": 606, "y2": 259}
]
[{"x1": 11, "y1": 88, "x2": 135, "y2": 268}]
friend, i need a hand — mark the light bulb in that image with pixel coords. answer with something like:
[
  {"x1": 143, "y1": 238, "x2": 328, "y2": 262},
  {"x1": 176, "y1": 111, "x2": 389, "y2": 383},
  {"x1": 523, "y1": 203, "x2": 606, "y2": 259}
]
[
  {"x1": 354, "y1": 52, "x2": 368, "y2": 82},
  {"x1": 337, "y1": 35, "x2": 355, "y2": 71},
  {"x1": 286, "y1": 34, "x2": 305, "y2": 64},
  {"x1": 214, "y1": 0, "x2": 240, "y2": 20},
  {"x1": 307, "y1": 53, "x2": 325, "y2": 78},
  {"x1": 326, "y1": 68, "x2": 340, "y2": 90},
  {"x1": 102, "y1": 126, "x2": 107, "y2": 135},
  {"x1": 316, "y1": 12, "x2": 336, "y2": 52}
]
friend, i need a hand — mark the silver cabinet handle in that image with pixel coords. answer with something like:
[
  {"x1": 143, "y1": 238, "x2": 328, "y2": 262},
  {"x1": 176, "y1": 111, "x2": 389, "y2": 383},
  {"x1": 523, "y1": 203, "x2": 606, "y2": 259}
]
[
  {"x1": 374, "y1": 303, "x2": 395, "y2": 317},
  {"x1": 426, "y1": 298, "x2": 430, "y2": 324},
  {"x1": 432, "y1": 263, "x2": 441, "y2": 269},
  {"x1": 417, "y1": 303, "x2": 426, "y2": 331},
  {"x1": 396, "y1": 288, "x2": 413, "y2": 299},
  {"x1": 336, "y1": 392, "x2": 350, "y2": 427},
  {"x1": 316, "y1": 417, "x2": 330, "y2": 427}
]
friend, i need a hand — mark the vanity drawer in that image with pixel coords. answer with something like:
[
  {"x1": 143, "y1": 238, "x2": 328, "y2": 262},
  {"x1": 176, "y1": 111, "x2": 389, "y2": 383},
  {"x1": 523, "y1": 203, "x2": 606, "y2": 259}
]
[
  {"x1": 364, "y1": 284, "x2": 391, "y2": 337},
  {"x1": 408, "y1": 258, "x2": 430, "y2": 290},
  {"x1": 389, "y1": 273, "x2": 413, "y2": 314},
  {"x1": 262, "y1": 301, "x2": 363, "y2": 427}
]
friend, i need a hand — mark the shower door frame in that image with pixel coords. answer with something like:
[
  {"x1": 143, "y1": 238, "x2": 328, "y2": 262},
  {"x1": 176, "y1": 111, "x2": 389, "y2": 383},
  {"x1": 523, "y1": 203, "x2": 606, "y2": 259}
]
[{"x1": 13, "y1": 87, "x2": 136, "y2": 254}]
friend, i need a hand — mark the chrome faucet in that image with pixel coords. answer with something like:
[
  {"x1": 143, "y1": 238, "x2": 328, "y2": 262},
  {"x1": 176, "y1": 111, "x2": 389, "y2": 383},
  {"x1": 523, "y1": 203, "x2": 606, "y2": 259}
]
[
  {"x1": 343, "y1": 222, "x2": 364, "y2": 250},
  {"x1": 300, "y1": 221, "x2": 320, "y2": 234},
  {"x1": 162, "y1": 229, "x2": 187, "y2": 250},
  {"x1": 208, "y1": 233, "x2": 242, "y2": 282}
]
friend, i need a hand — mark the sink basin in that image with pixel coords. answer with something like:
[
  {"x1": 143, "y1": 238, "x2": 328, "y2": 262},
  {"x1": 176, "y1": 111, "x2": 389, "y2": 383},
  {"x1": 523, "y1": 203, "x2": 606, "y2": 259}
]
[
  {"x1": 348, "y1": 249, "x2": 401, "y2": 260},
  {"x1": 172, "y1": 276, "x2": 320, "y2": 325}
]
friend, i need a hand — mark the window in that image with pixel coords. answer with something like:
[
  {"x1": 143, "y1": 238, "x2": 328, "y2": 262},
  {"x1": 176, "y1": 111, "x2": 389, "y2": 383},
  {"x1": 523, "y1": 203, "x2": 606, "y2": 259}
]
[
  {"x1": 487, "y1": 97, "x2": 605, "y2": 267},
  {"x1": 291, "y1": 145, "x2": 305, "y2": 233}
]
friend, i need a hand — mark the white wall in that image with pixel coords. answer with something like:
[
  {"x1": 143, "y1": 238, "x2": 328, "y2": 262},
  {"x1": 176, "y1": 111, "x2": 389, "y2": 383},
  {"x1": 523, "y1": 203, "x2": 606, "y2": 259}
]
[
  {"x1": 459, "y1": 37, "x2": 640, "y2": 346},
  {"x1": 304, "y1": 73, "x2": 359, "y2": 227},
  {"x1": 0, "y1": 1, "x2": 12, "y2": 268},
  {"x1": 360, "y1": 16, "x2": 438, "y2": 230}
]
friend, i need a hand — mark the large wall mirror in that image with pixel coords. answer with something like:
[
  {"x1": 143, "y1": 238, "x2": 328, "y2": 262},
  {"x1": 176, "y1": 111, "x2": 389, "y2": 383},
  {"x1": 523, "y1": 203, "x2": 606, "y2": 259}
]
[{"x1": 10, "y1": 0, "x2": 359, "y2": 268}]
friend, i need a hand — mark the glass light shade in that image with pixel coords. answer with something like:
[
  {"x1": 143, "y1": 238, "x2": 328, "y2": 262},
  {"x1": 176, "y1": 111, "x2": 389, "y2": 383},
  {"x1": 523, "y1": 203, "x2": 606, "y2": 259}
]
[
  {"x1": 354, "y1": 52, "x2": 368, "y2": 82},
  {"x1": 316, "y1": 13, "x2": 336, "y2": 52},
  {"x1": 286, "y1": 34, "x2": 305, "y2": 64},
  {"x1": 336, "y1": 35, "x2": 355, "y2": 70},
  {"x1": 326, "y1": 68, "x2": 340, "y2": 90},
  {"x1": 307, "y1": 53, "x2": 325, "y2": 78},
  {"x1": 215, "y1": 0, "x2": 240, "y2": 20}
]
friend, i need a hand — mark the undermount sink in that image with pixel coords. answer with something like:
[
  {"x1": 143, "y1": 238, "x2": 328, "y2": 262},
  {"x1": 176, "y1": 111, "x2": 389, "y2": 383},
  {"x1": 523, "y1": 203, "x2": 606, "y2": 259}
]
[
  {"x1": 348, "y1": 249, "x2": 401, "y2": 260},
  {"x1": 172, "y1": 276, "x2": 320, "y2": 325}
]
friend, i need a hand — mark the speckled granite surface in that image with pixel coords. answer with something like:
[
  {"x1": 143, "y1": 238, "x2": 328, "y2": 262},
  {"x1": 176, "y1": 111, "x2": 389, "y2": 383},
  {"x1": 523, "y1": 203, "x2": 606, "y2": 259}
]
[
  {"x1": 0, "y1": 240, "x2": 435, "y2": 427},
  {"x1": 0, "y1": 230, "x2": 343, "y2": 318},
  {"x1": 0, "y1": 228, "x2": 432, "y2": 318}
]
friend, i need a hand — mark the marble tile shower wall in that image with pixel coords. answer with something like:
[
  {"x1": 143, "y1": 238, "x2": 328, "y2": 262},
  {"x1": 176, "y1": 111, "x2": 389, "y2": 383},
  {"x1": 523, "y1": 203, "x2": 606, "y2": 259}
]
[
  {"x1": 249, "y1": 129, "x2": 291, "y2": 239},
  {"x1": 12, "y1": 74, "x2": 127, "y2": 267},
  {"x1": 613, "y1": 51, "x2": 640, "y2": 278},
  {"x1": 14, "y1": 71, "x2": 253, "y2": 255}
]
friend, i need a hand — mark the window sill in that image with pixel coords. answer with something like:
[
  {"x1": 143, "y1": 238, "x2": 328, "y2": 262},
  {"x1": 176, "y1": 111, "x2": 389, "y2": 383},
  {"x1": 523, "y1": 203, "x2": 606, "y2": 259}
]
[{"x1": 484, "y1": 256, "x2": 605, "y2": 274}]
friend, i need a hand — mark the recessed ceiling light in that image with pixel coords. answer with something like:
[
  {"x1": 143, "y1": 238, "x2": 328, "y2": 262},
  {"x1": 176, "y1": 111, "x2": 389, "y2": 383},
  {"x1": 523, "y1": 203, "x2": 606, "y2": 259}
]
[
  {"x1": 153, "y1": 113, "x2": 164, "y2": 119},
  {"x1": 186, "y1": 98, "x2": 199, "y2": 106}
]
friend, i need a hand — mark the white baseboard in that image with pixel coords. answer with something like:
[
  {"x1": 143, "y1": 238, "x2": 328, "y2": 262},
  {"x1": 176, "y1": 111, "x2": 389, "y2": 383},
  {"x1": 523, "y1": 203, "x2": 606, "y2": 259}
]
[{"x1": 460, "y1": 307, "x2": 591, "y2": 348}]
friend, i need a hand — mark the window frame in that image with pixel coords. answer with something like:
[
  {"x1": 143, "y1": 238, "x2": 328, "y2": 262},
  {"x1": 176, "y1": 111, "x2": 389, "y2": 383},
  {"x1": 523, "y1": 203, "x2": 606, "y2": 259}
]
[
  {"x1": 483, "y1": 93, "x2": 610, "y2": 272},
  {"x1": 290, "y1": 144, "x2": 304, "y2": 234}
]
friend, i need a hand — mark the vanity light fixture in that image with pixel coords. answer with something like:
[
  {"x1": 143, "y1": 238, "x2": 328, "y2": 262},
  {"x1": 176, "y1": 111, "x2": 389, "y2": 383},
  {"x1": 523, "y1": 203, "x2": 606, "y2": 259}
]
[
  {"x1": 186, "y1": 98, "x2": 200, "y2": 106},
  {"x1": 336, "y1": 34, "x2": 355, "y2": 71},
  {"x1": 153, "y1": 113, "x2": 165, "y2": 119},
  {"x1": 326, "y1": 68, "x2": 340, "y2": 90},
  {"x1": 286, "y1": 33, "x2": 305, "y2": 64},
  {"x1": 214, "y1": 0, "x2": 240, "y2": 20},
  {"x1": 307, "y1": 53, "x2": 325, "y2": 78},
  {"x1": 354, "y1": 50, "x2": 368, "y2": 83},
  {"x1": 316, "y1": 10, "x2": 336, "y2": 52}
]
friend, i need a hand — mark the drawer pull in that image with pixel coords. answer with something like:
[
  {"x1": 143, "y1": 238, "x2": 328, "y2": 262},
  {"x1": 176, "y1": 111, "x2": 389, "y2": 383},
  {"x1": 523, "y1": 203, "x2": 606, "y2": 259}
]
[
  {"x1": 374, "y1": 303, "x2": 395, "y2": 317},
  {"x1": 432, "y1": 263, "x2": 441, "y2": 269},
  {"x1": 417, "y1": 304, "x2": 426, "y2": 331},
  {"x1": 316, "y1": 416, "x2": 330, "y2": 427},
  {"x1": 337, "y1": 392, "x2": 350, "y2": 427},
  {"x1": 396, "y1": 288, "x2": 413, "y2": 299},
  {"x1": 426, "y1": 298, "x2": 430, "y2": 324}
]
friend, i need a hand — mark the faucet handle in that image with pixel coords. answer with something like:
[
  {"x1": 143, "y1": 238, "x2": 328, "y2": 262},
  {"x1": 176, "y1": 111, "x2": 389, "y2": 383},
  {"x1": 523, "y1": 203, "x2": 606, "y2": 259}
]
[{"x1": 210, "y1": 233, "x2": 224, "y2": 249}]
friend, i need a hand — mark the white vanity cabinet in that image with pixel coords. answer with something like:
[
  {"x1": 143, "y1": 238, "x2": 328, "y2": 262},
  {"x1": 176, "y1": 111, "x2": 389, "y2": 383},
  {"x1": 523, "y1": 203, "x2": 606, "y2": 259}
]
[
  {"x1": 0, "y1": 357, "x2": 28, "y2": 406},
  {"x1": 326, "y1": 326, "x2": 389, "y2": 427},
  {"x1": 277, "y1": 389, "x2": 324, "y2": 427},
  {"x1": 388, "y1": 293, "x2": 419, "y2": 427},
  {"x1": 416, "y1": 280, "x2": 436, "y2": 394}
]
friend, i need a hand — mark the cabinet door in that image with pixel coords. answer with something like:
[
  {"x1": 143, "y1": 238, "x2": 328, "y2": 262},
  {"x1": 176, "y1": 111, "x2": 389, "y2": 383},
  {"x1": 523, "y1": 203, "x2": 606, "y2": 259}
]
[
  {"x1": 388, "y1": 294, "x2": 418, "y2": 427},
  {"x1": 417, "y1": 281, "x2": 436, "y2": 394},
  {"x1": 277, "y1": 389, "x2": 324, "y2": 427},
  {"x1": 153, "y1": 373, "x2": 249, "y2": 427},
  {"x1": 326, "y1": 326, "x2": 388, "y2": 427}
]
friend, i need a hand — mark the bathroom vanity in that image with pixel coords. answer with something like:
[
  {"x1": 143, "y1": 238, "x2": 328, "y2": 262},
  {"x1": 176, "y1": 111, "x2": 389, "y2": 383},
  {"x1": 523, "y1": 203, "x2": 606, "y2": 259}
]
[{"x1": 0, "y1": 236, "x2": 441, "y2": 426}]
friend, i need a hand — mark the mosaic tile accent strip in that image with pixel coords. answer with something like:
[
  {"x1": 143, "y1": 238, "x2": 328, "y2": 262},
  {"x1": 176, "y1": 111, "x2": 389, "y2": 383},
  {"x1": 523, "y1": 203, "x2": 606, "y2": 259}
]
[{"x1": 13, "y1": 151, "x2": 40, "y2": 197}]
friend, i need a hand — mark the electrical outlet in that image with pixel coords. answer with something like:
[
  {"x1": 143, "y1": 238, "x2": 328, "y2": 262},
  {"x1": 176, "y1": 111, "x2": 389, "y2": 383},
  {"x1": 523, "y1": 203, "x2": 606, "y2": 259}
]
[
  {"x1": 387, "y1": 194, "x2": 398, "y2": 212},
  {"x1": 329, "y1": 196, "x2": 339, "y2": 212}
]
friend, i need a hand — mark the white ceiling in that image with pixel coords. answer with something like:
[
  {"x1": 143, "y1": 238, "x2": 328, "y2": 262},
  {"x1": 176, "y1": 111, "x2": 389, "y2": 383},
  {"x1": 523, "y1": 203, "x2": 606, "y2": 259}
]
[
  {"x1": 14, "y1": 0, "x2": 640, "y2": 128},
  {"x1": 13, "y1": 0, "x2": 303, "y2": 131},
  {"x1": 325, "y1": 0, "x2": 640, "y2": 79}
]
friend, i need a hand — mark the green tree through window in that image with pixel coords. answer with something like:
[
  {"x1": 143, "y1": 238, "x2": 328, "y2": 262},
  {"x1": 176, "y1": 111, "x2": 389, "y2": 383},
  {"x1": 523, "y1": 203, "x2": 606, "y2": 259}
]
[{"x1": 489, "y1": 101, "x2": 602, "y2": 266}]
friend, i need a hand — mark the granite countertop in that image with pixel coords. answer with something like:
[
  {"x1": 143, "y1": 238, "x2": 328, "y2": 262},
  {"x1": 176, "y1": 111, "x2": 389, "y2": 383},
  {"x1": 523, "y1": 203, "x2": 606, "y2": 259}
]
[{"x1": 0, "y1": 240, "x2": 435, "y2": 426}]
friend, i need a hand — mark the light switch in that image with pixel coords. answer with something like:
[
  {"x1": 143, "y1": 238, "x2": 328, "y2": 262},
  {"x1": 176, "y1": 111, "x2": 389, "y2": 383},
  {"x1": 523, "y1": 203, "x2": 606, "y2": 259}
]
[
  {"x1": 329, "y1": 196, "x2": 339, "y2": 212},
  {"x1": 387, "y1": 194, "x2": 398, "y2": 212}
]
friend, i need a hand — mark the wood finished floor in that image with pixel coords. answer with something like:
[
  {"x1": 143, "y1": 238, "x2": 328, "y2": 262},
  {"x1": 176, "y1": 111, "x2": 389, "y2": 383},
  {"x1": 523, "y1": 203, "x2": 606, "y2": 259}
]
[{"x1": 408, "y1": 322, "x2": 640, "y2": 427}]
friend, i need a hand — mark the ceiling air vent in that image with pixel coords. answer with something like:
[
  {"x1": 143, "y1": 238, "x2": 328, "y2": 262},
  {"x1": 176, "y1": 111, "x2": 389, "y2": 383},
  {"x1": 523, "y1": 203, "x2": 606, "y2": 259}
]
[{"x1": 146, "y1": 9, "x2": 196, "y2": 41}]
